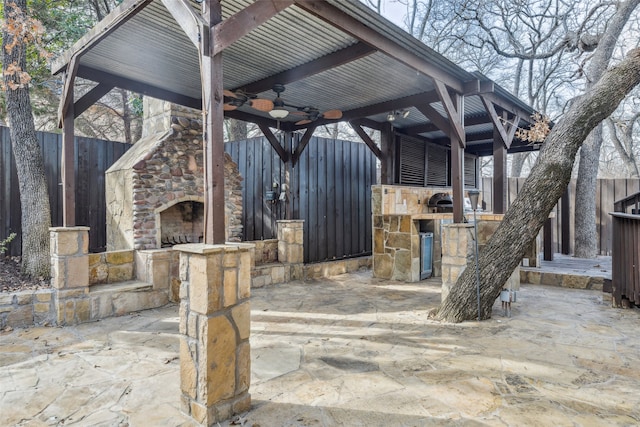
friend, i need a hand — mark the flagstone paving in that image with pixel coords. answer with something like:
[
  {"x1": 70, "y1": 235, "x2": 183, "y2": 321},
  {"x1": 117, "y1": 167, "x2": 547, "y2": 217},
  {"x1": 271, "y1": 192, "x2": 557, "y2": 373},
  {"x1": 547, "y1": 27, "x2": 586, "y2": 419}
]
[{"x1": 2, "y1": 271, "x2": 640, "y2": 426}]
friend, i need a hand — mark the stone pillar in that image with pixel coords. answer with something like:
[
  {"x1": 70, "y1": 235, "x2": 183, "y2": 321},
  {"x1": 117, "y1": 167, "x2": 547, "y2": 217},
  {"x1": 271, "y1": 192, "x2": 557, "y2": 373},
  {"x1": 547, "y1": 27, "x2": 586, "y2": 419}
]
[
  {"x1": 176, "y1": 243, "x2": 253, "y2": 425},
  {"x1": 277, "y1": 220, "x2": 304, "y2": 279},
  {"x1": 440, "y1": 223, "x2": 475, "y2": 302},
  {"x1": 136, "y1": 249, "x2": 172, "y2": 291},
  {"x1": 50, "y1": 227, "x2": 91, "y2": 325}
]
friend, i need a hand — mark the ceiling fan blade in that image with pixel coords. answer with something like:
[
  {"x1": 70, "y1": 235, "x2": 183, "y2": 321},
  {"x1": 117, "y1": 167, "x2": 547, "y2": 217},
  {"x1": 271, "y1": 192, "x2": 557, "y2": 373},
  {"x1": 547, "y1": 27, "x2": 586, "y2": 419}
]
[
  {"x1": 289, "y1": 111, "x2": 309, "y2": 116},
  {"x1": 224, "y1": 89, "x2": 238, "y2": 98},
  {"x1": 322, "y1": 109, "x2": 343, "y2": 120},
  {"x1": 223, "y1": 103, "x2": 238, "y2": 111},
  {"x1": 249, "y1": 98, "x2": 274, "y2": 112},
  {"x1": 295, "y1": 119, "x2": 313, "y2": 125}
]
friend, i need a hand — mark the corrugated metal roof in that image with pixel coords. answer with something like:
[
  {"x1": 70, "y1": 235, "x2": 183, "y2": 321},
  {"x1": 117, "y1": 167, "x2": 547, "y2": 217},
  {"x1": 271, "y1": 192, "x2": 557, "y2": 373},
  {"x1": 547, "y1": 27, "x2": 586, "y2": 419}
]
[{"x1": 53, "y1": 0, "x2": 539, "y2": 155}]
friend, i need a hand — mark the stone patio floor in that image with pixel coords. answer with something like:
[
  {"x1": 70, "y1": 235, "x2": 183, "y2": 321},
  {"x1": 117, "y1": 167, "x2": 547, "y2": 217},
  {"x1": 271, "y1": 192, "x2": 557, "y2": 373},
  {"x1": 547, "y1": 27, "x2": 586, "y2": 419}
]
[{"x1": 2, "y1": 270, "x2": 640, "y2": 426}]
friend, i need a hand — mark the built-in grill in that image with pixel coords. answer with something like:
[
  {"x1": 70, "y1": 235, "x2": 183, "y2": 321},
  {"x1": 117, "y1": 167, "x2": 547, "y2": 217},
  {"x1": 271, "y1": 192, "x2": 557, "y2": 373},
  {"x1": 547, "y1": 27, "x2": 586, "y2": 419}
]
[{"x1": 428, "y1": 193, "x2": 453, "y2": 213}]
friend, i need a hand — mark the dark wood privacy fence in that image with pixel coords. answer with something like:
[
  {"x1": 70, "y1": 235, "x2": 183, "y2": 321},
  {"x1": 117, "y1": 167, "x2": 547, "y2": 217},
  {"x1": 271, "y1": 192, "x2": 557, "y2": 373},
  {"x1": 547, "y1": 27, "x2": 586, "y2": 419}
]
[
  {"x1": 611, "y1": 192, "x2": 640, "y2": 306},
  {"x1": 611, "y1": 212, "x2": 640, "y2": 306},
  {"x1": 227, "y1": 135, "x2": 377, "y2": 263},
  {"x1": 0, "y1": 127, "x2": 130, "y2": 256},
  {"x1": 2, "y1": 128, "x2": 374, "y2": 263},
  {"x1": 481, "y1": 177, "x2": 640, "y2": 256}
]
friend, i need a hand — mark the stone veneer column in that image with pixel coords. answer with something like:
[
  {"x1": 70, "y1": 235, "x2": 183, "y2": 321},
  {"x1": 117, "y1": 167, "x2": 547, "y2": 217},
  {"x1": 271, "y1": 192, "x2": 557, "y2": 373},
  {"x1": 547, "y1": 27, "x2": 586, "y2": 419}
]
[
  {"x1": 50, "y1": 227, "x2": 91, "y2": 325},
  {"x1": 440, "y1": 223, "x2": 475, "y2": 302},
  {"x1": 175, "y1": 243, "x2": 253, "y2": 425},
  {"x1": 277, "y1": 220, "x2": 304, "y2": 279}
]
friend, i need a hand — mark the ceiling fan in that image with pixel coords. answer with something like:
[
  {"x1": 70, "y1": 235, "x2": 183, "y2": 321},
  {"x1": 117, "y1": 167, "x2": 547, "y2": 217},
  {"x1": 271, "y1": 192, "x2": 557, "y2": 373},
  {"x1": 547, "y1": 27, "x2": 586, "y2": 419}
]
[
  {"x1": 291, "y1": 106, "x2": 343, "y2": 125},
  {"x1": 225, "y1": 83, "x2": 342, "y2": 124},
  {"x1": 223, "y1": 90, "x2": 273, "y2": 112},
  {"x1": 268, "y1": 84, "x2": 343, "y2": 124}
]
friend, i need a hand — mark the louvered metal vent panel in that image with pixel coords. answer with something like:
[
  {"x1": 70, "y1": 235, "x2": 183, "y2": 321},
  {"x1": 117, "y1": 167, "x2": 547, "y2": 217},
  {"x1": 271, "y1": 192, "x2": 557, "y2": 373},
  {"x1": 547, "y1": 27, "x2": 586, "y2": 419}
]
[
  {"x1": 399, "y1": 136, "x2": 426, "y2": 186},
  {"x1": 464, "y1": 154, "x2": 478, "y2": 188},
  {"x1": 427, "y1": 145, "x2": 449, "y2": 186}
]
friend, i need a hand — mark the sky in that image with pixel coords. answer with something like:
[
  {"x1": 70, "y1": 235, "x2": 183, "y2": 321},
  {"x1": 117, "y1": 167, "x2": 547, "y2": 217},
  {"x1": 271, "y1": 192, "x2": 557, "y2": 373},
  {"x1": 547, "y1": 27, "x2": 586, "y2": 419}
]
[{"x1": 379, "y1": 1, "x2": 408, "y2": 28}]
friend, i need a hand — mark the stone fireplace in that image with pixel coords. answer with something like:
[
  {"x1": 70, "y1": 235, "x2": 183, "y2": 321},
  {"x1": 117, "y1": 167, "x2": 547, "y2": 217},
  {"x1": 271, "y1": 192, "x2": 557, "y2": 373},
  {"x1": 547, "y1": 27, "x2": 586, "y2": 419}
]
[
  {"x1": 106, "y1": 99, "x2": 243, "y2": 251},
  {"x1": 159, "y1": 200, "x2": 204, "y2": 246}
]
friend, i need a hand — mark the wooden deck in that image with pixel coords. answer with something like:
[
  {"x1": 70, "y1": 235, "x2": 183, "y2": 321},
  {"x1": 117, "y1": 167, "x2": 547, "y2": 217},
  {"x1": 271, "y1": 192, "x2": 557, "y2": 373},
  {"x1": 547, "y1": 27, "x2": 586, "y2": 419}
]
[
  {"x1": 520, "y1": 253, "x2": 611, "y2": 291},
  {"x1": 536, "y1": 253, "x2": 612, "y2": 279}
]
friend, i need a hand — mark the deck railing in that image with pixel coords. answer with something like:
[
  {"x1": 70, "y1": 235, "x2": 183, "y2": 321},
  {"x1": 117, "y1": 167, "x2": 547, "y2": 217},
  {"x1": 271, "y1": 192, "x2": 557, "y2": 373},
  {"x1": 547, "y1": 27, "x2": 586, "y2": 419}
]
[{"x1": 611, "y1": 191, "x2": 640, "y2": 307}]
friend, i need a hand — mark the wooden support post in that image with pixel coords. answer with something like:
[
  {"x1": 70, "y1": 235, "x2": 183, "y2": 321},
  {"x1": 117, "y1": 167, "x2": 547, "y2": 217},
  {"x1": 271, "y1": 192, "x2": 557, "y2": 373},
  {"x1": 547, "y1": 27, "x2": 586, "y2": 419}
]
[
  {"x1": 543, "y1": 217, "x2": 553, "y2": 261},
  {"x1": 380, "y1": 122, "x2": 394, "y2": 184},
  {"x1": 561, "y1": 186, "x2": 570, "y2": 255},
  {"x1": 451, "y1": 137, "x2": 464, "y2": 223},
  {"x1": 62, "y1": 88, "x2": 75, "y2": 226},
  {"x1": 202, "y1": 0, "x2": 226, "y2": 244},
  {"x1": 492, "y1": 129, "x2": 507, "y2": 214},
  {"x1": 285, "y1": 131, "x2": 294, "y2": 220}
]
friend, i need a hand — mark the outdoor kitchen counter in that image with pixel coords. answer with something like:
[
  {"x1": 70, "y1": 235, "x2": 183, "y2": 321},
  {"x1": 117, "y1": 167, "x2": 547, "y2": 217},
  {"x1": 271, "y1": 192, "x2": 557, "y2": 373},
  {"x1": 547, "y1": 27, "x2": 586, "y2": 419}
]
[{"x1": 410, "y1": 213, "x2": 505, "y2": 221}]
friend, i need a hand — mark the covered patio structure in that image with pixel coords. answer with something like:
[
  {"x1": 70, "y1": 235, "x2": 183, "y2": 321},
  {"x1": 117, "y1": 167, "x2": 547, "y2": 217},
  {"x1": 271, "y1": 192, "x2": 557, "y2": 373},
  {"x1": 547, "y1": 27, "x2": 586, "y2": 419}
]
[{"x1": 51, "y1": 0, "x2": 541, "y2": 423}]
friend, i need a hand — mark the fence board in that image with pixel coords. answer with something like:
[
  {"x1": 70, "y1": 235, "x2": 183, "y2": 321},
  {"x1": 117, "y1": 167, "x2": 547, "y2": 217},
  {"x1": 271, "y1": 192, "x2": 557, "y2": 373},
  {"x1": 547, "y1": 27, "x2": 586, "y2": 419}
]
[
  {"x1": 481, "y1": 175, "x2": 640, "y2": 256},
  {"x1": 228, "y1": 135, "x2": 377, "y2": 263},
  {"x1": 0, "y1": 126, "x2": 130, "y2": 256}
]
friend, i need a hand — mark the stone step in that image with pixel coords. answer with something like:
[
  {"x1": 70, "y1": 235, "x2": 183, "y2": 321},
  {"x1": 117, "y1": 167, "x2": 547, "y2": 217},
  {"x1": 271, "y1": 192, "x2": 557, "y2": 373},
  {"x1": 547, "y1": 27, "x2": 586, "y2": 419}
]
[
  {"x1": 89, "y1": 280, "x2": 153, "y2": 295},
  {"x1": 520, "y1": 268, "x2": 608, "y2": 291}
]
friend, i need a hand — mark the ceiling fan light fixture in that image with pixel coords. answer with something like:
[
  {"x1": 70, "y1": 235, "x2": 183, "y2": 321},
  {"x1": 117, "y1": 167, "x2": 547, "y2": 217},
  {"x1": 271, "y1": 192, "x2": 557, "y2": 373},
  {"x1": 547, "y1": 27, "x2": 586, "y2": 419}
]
[
  {"x1": 269, "y1": 108, "x2": 289, "y2": 119},
  {"x1": 387, "y1": 112, "x2": 396, "y2": 122}
]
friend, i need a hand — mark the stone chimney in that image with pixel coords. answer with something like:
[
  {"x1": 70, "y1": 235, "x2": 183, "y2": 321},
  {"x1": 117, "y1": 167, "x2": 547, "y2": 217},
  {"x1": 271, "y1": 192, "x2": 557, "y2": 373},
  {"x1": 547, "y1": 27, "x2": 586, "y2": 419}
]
[{"x1": 105, "y1": 98, "x2": 243, "y2": 250}]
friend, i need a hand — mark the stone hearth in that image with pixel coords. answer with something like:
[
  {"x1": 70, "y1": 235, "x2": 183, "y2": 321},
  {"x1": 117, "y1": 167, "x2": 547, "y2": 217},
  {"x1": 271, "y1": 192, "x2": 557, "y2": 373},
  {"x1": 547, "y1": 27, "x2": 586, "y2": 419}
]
[{"x1": 106, "y1": 99, "x2": 243, "y2": 251}]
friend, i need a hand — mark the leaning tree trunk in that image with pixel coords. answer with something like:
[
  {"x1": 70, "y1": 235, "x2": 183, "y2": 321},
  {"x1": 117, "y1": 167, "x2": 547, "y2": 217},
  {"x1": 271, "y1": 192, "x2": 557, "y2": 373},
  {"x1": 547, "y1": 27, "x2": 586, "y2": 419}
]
[
  {"x1": 2, "y1": 0, "x2": 51, "y2": 277},
  {"x1": 573, "y1": 0, "x2": 640, "y2": 258},
  {"x1": 437, "y1": 48, "x2": 640, "y2": 323},
  {"x1": 574, "y1": 126, "x2": 602, "y2": 258}
]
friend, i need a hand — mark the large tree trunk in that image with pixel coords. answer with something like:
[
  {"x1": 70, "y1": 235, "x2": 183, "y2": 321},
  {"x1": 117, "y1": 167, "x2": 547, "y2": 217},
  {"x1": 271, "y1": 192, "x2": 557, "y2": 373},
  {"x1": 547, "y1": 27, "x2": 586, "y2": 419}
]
[
  {"x1": 437, "y1": 48, "x2": 640, "y2": 323},
  {"x1": 573, "y1": 0, "x2": 640, "y2": 257},
  {"x1": 574, "y1": 126, "x2": 602, "y2": 257},
  {"x1": 2, "y1": 0, "x2": 51, "y2": 277},
  {"x1": 509, "y1": 152, "x2": 530, "y2": 177},
  {"x1": 228, "y1": 119, "x2": 248, "y2": 141}
]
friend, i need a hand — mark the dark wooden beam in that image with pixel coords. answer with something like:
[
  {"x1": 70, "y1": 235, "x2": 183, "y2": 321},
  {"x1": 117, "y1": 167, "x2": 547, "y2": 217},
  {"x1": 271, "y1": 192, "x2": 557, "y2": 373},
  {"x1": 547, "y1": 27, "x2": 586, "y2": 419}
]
[
  {"x1": 443, "y1": 87, "x2": 465, "y2": 223},
  {"x1": 543, "y1": 218, "x2": 554, "y2": 261},
  {"x1": 348, "y1": 117, "x2": 384, "y2": 131},
  {"x1": 76, "y1": 65, "x2": 201, "y2": 109},
  {"x1": 403, "y1": 113, "x2": 491, "y2": 136},
  {"x1": 380, "y1": 122, "x2": 395, "y2": 184},
  {"x1": 284, "y1": 131, "x2": 294, "y2": 219},
  {"x1": 415, "y1": 103, "x2": 451, "y2": 136},
  {"x1": 349, "y1": 121, "x2": 382, "y2": 159},
  {"x1": 161, "y1": 0, "x2": 205, "y2": 48},
  {"x1": 62, "y1": 100, "x2": 75, "y2": 226},
  {"x1": 561, "y1": 186, "x2": 570, "y2": 254},
  {"x1": 492, "y1": 129, "x2": 507, "y2": 214},
  {"x1": 61, "y1": 79, "x2": 76, "y2": 227},
  {"x1": 238, "y1": 42, "x2": 375, "y2": 94},
  {"x1": 477, "y1": 91, "x2": 534, "y2": 126},
  {"x1": 481, "y1": 96, "x2": 520, "y2": 149},
  {"x1": 464, "y1": 79, "x2": 494, "y2": 95},
  {"x1": 451, "y1": 137, "x2": 464, "y2": 223},
  {"x1": 434, "y1": 80, "x2": 465, "y2": 145},
  {"x1": 59, "y1": 58, "x2": 79, "y2": 226},
  {"x1": 432, "y1": 130, "x2": 493, "y2": 146},
  {"x1": 258, "y1": 124, "x2": 289, "y2": 162},
  {"x1": 290, "y1": 90, "x2": 439, "y2": 131},
  {"x1": 292, "y1": 126, "x2": 316, "y2": 167},
  {"x1": 213, "y1": 0, "x2": 294, "y2": 55},
  {"x1": 202, "y1": 0, "x2": 226, "y2": 244},
  {"x1": 293, "y1": 0, "x2": 465, "y2": 93},
  {"x1": 51, "y1": 0, "x2": 154, "y2": 74},
  {"x1": 74, "y1": 82, "x2": 114, "y2": 118}
]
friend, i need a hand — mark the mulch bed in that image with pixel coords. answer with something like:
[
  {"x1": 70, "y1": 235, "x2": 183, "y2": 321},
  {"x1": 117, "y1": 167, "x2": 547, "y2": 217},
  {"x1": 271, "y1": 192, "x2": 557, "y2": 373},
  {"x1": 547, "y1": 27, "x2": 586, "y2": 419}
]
[{"x1": 0, "y1": 256, "x2": 50, "y2": 293}]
